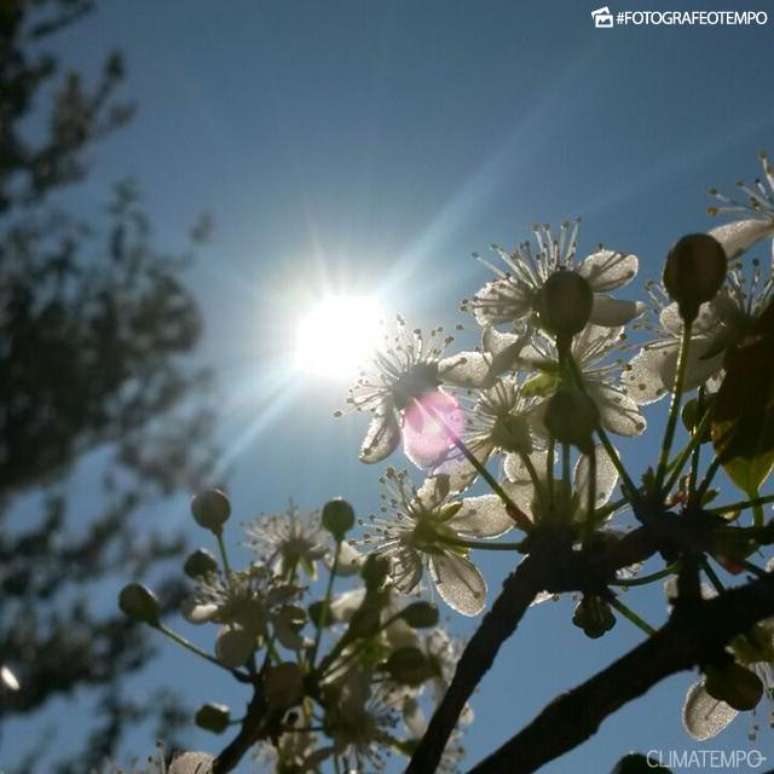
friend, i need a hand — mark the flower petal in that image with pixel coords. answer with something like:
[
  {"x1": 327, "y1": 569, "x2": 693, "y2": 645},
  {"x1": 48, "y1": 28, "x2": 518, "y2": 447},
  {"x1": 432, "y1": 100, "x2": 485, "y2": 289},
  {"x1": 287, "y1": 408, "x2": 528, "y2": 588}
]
[
  {"x1": 329, "y1": 588, "x2": 367, "y2": 622},
  {"x1": 709, "y1": 218, "x2": 774, "y2": 260},
  {"x1": 589, "y1": 295, "x2": 646, "y2": 327},
  {"x1": 416, "y1": 474, "x2": 450, "y2": 510},
  {"x1": 578, "y1": 250, "x2": 638, "y2": 292},
  {"x1": 682, "y1": 680, "x2": 738, "y2": 741},
  {"x1": 438, "y1": 351, "x2": 492, "y2": 388},
  {"x1": 573, "y1": 446, "x2": 619, "y2": 511},
  {"x1": 431, "y1": 440, "x2": 494, "y2": 494},
  {"x1": 359, "y1": 403, "x2": 401, "y2": 463},
  {"x1": 471, "y1": 279, "x2": 532, "y2": 327},
  {"x1": 430, "y1": 552, "x2": 487, "y2": 615},
  {"x1": 481, "y1": 326, "x2": 530, "y2": 375},
  {"x1": 622, "y1": 338, "x2": 724, "y2": 406},
  {"x1": 585, "y1": 380, "x2": 647, "y2": 436},
  {"x1": 449, "y1": 495, "x2": 514, "y2": 538}
]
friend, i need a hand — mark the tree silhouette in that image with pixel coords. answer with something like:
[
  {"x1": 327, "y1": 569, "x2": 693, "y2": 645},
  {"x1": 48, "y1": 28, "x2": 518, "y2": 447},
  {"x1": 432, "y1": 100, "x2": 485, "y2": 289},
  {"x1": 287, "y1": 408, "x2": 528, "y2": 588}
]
[{"x1": 0, "y1": 2, "x2": 216, "y2": 769}]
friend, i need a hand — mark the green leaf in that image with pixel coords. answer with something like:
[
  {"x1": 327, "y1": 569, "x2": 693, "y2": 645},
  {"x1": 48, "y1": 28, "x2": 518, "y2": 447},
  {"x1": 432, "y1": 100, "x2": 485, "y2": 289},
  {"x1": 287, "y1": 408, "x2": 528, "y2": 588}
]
[{"x1": 711, "y1": 301, "x2": 774, "y2": 495}]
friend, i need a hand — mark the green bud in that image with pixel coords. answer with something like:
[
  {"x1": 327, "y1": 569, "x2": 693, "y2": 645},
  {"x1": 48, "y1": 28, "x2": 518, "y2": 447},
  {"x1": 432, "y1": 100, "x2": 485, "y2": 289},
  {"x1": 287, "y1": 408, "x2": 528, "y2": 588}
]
[
  {"x1": 308, "y1": 600, "x2": 332, "y2": 629},
  {"x1": 118, "y1": 583, "x2": 160, "y2": 626},
  {"x1": 385, "y1": 647, "x2": 435, "y2": 686},
  {"x1": 360, "y1": 554, "x2": 391, "y2": 591},
  {"x1": 572, "y1": 595, "x2": 616, "y2": 639},
  {"x1": 263, "y1": 662, "x2": 304, "y2": 709},
  {"x1": 183, "y1": 548, "x2": 219, "y2": 578},
  {"x1": 321, "y1": 498, "x2": 355, "y2": 540},
  {"x1": 705, "y1": 662, "x2": 763, "y2": 711},
  {"x1": 399, "y1": 602, "x2": 440, "y2": 629},
  {"x1": 190, "y1": 489, "x2": 231, "y2": 533},
  {"x1": 537, "y1": 269, "x2": 593, "y2": 339},
  {"x1": 194, "y1": 702, "x2": 230, "y2": 734},
  {"x1": 544, "y1": 386, "x2": 599, "y2": 453},
  {"x1": 663, "y1": 233, "x2": 727, "y2": 324},
  {"x1": 215, "y1": 626, "x2": 254, "y2": 668}
]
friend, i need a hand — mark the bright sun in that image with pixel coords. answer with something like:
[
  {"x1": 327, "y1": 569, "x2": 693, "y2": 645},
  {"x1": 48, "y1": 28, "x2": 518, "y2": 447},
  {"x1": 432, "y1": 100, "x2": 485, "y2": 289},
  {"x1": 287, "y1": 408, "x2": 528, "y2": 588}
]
[{"x1": 295, "y1": 295, "x2": 384, "y2": 380}]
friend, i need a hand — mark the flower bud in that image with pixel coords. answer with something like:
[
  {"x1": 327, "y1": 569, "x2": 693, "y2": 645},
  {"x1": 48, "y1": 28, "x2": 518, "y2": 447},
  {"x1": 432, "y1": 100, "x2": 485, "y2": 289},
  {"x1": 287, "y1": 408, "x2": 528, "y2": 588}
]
[
  {"x1": 190, "y1": 489, "x2": 231, "y2": 533},
  {"x1": 537, "y1": 269, "x2": 593, "y2": 338},
  {"x1": 194, "y1": 702, "x2": 230, "y2": 734},
  {"x1": 215, "y1": 626, "x2": 254, "y2": 668},
  {"x1": 263, "y1": 662, "x2": 304, "y2": 709},
  {"x1": 704, "y1": 662, "x2": 763, "y2": 711},
  {"x1": 385, "y1": 647, "x2": 435, "y2": 686},
  {"x1": 663, "y1": 233, "x2": 727, "y2": 324},
  {"x1": 360, "y1": 554, "x2": 391, "y2": 591},
  {"x1": 572, "y1": 595, "x2": 616, "y2": 639},
  {"x1": 308, "y1": 600, "x2": 333, "y2": 628},
  {"x1": 544, "y1": 386, "x2": 599, "y2": 453},
  {"x1": 399, "y1": 601, "x2": 440, "y2": 629},
  {"x1": 183, "y1": 548, "x2": 219, "y2": 579},
  {"x1": 118, "y1": 583, "x2": 160, "y2": 626},
  {"x1": 321, "y1": 498, "x2": 355, "y2": 541}
]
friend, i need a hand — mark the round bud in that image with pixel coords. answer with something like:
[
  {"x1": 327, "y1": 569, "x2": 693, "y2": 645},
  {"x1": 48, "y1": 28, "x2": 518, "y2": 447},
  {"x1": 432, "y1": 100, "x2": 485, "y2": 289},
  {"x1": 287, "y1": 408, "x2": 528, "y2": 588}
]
[
  {"x1": 572, "y1": 595, "x2": 616, "y2": 639},
  {"x1": 663, "y1": 233, "x2": 727, "y2": 324},
  {"x1": 214, "y1": 626, "x2": 254, "y2": 668},
  {"x1": 544, "y1": 387, "x2": 600, "y2": 453},
  {"x1": 183, "y1": 548, "x2": 219, "y2": 579},
  {"x1": 194, "y1": 703, "x2": 230, "y2": 734},
  {"x1": 385, "y1": 647, "x2": 435, "y2": 686},
  {"x1": 263, "y1": 662, "x2": 304, "y2": 709},
  {"x1": 190, "y1": 489, "x2": 231, "y2": 533},
  {"x1": 537, "y1": 269, "x2": 593, "y2": 338},
  {"x1": 705, "y1": 662, "x2": 763, "y2": 711},
  {"x1": 400, "y1": 601, "x2": 440, "y2": 629},
  {"x1": 308, "y1": 600, "x2": 332, "y2": 629},
  {"x1": 118, "y1": 583, "x2": 160, "y2": 626},
  {"x1": 321, "y1": 498, "x2": 355, "y2": 541}
]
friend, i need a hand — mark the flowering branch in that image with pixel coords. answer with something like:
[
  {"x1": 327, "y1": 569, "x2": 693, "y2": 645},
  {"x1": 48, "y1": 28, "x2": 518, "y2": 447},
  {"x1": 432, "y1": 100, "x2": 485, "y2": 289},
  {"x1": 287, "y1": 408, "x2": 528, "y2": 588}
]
[{"x1": 469, "y1": 569, "x2": 774, "y2": 773}]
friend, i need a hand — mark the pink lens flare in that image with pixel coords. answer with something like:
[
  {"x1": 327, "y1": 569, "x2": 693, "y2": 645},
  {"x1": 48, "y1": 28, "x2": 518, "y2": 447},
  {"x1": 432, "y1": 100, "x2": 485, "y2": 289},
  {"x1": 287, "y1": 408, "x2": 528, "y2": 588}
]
[{"x1": 402, "y1": 389, "x2": 464, "y2": 468}]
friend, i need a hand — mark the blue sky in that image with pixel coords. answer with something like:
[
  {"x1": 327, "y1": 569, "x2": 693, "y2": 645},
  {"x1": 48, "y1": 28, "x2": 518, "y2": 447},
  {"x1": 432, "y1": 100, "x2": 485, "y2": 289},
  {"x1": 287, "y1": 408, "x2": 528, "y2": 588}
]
[{"x1": 8, "y1": 1, "x2": 774, "y2": 771}]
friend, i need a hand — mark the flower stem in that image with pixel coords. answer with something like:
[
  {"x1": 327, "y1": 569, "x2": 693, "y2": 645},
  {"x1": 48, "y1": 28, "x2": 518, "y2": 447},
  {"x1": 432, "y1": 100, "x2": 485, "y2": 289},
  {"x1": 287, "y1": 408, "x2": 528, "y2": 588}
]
[
  {"x1": 566, "y1": 355, "x2": 638, "y2": 499},
  {"x1": 662, "y1": 401, "x2": 711, "y2": 496},
  {"x1": 439, "y1": 535, "x2": 525, "y2": 552},
  {"x1": 157, "y1": 623, "x2": 250, "y2": 680},
  {"x1": 610, "y1": 562, "x2": 680, "y2": 588},
  {"x1": 700, "y1": 556, "x2": 725, "y2": 595},
  {"x1": 655, "y1": 321, "x2": 692, "y2": 494},
  {"x1": 608, "y1": 596, "x2": 656, "y2": 636},
  {"x1": 216, "y1": 530, "x2": 233, "y2": 582},
  {"x1": 311, "y1": 539, "x2": 340, "y2": 668},
  {"x1": 709, "y1": 493, "x2": 774, "y2": 515},
  {"x1": 426, "y1": 405, "x2": 533, "y2": 532}
]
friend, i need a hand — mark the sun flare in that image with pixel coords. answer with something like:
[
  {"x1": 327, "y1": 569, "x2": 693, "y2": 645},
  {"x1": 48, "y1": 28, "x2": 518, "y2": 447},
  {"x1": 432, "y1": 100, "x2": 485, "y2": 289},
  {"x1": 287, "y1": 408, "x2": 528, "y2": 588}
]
[{"x1": 295, "y1": 295, "x2": 384, "y2": 380}]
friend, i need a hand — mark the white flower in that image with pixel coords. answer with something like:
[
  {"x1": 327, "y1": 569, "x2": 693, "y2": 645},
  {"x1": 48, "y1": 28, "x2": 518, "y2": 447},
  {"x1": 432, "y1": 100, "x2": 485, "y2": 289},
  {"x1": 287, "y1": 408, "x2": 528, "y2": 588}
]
[
  {"x1": 491, "y1": 324, "x2": 646, "y2": 437},
  {"x1": 464, "y1": 220, "x2": 644, "y2": 331},
  {"x1": 430, "y1": 377, "x2": 541, "y2": 494},
  {"x1": 181, "y1": 564, "x2": 305, "y2": 653},
  {"x1": 622, "y1": 261, "x2": 772, "y2": 405},
  {"x1": 503, "y1": 446, "x2": 619, "y2": 528},
  {"x1": 245, "y1": 501, "x2": 328, "y2": 579},
  {"x1": 340, "y1": 317, "x2": 492, "y2": 464},
  {"x1": 708, "y1": 151, "x2": 774, "y2": 259},
  {"x1": 360, "y1": 469, "x2": 516, "y2": 615}
]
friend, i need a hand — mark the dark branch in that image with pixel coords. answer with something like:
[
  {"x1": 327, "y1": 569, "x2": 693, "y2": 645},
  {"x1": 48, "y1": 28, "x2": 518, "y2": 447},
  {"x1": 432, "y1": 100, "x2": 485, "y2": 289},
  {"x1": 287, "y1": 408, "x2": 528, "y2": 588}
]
[{"x1": 469, "y1": 570, "x2": 774, "y2": 773}]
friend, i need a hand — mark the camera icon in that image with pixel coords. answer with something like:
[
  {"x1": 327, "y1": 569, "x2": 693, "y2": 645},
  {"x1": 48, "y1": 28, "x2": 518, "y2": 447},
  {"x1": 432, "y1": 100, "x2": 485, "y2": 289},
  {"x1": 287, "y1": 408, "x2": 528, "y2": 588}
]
[{"x1": 591, "y1": 6, "x2": 615, "y2": 28}]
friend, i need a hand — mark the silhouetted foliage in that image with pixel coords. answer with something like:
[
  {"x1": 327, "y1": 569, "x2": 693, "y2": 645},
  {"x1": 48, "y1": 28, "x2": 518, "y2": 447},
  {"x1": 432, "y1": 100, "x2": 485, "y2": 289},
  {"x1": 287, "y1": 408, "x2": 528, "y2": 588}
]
[{"x1": 0, "y1": 1, "x2": 216, "y2": 766}]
